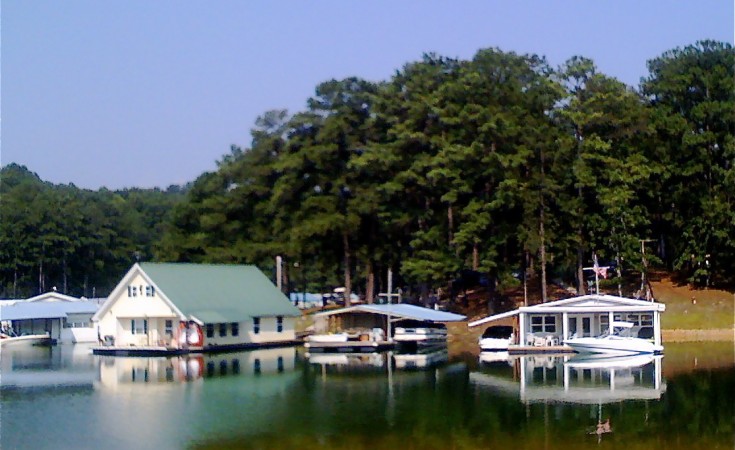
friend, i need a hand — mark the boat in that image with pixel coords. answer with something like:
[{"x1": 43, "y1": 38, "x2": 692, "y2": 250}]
[
  {"x1": 304, "y1": 328, "x2": 392, "y2": 352},
  {"x1": 393, "y1": 327, "x2": 447, "y2": 344},
  {"x1": 478, "y1": 325, "x2": 514, "y2": 351},
  {"x1": 564, "y1": 321, "x2": 663, "y2": 356},
  {"x1": 0, "y1": 332, "x2": 52, "y2": 347}
]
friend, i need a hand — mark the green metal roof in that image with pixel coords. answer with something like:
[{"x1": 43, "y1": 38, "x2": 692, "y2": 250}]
[{"x1": 139, "y1": 263, "x2": 300, "y2": 322}]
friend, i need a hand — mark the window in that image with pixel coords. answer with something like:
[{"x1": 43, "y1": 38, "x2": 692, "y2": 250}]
[
  {"x1": 615, "y1": 313, "x2": 653, "y2": 327},
  {"x1": 530, "y1": 315, "x2": 556, "y2": 333},
  {"x1": 165, "y1": 320, "x2": 173, "y2": 336},
  {"x1": 145, "y1": 286, "x2": 156, "y2": 297},
  {"x1": 206, "y1": 324, "x2": 214, "y2": 338},
  {"x1": 231, "y1": 322, "x2": 239, "y2": 337},
  {"x1": 253, "y1": 318, "x2": 260, "y2": 334},
  {"x1": 219, "y1": 323, "x2": 227, "y2": 337},
  {"x1": 128, "y1": 286, "x2": 138, "y2": 297},
  {"x1": 277, "y1": 316, "x2": 283, "y2": 333},
  {"x1": 131, "y1": 319, "x2": 147, "y2": 335}
]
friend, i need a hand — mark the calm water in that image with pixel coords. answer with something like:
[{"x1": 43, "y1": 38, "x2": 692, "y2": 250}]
[{"x1": 0, "y1": 342, "x2": 733, "y2": 450}]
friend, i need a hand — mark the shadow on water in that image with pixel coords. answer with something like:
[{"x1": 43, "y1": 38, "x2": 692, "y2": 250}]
[{"x1": 0, "y1": 343, "x2": 732, "y2": 450}]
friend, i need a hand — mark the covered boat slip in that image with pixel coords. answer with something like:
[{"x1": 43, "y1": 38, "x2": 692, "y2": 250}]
[
  {"x1": 307, "y1": 304, "x2": 465, "y2": 352},
  {"x1": 469, "y1": 294, "x2": 666, "y2": 354}
]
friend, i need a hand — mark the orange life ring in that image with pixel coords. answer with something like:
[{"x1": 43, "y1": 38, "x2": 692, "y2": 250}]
[{"x1": 187, "y1": 323, "x2": 204, "y2": 347}]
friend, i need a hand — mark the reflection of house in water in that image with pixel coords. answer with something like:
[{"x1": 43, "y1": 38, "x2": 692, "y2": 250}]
[
  {"x1": 96, "y1": 346, "x2": 297, "y2": 389},
  {"x1": 471, "y1": 353, "x2": 666, "y2": 404},
  {"x1": 0, "y1": 344, "x2": 98, "y2": 389}
]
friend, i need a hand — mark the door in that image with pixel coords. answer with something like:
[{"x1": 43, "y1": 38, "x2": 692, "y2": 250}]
[{"x1": 569, "y1": 315, "x2": 595, "y2": 338}]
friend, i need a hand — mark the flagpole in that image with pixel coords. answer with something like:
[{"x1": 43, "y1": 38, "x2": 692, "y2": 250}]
[
  {"x1": 583, "y1": 253, "x2": 610, "y2": 295},
  {"x1": 593, "y1": 253, "x2": 600, "y2": 294}
]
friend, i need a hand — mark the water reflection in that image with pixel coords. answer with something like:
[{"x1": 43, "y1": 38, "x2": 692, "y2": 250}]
[
  {"x1": 96, "y1": 346, "x2": 296, "y2": 390},
  {"x1": 0, "y1": 343, "x2": 97, "y2": 390},
  {"x1": 305, "y1": 346, "x2": 451, "y2": 373},
  {"x1": 0, "y1": 344, "x2": 731, "y2": 450},
  {"x1": 472, "y1": 352, "x2": 666, "y2": 404}
]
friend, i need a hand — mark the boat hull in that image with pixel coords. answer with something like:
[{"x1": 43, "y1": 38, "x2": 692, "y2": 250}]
[
  {"x1": 0, "y1": 334, "x2": 51, "y2": 347},
  {"x1": 479, "y1": 337, "x2": 511, "y2": 351},
  {"x1": 564, "y1": 336, "x2": 663, "y2": 355},
  {"x1": 393, "y1": 327, "x2": 447, "y2": 343}
]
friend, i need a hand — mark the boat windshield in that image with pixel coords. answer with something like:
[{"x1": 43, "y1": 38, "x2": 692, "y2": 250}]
[{"x1": 599, "y1": 321, "x2": 636, "y2": 338}]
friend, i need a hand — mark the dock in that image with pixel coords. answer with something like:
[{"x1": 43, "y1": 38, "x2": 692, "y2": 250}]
[
  {"x1": 92, "y1": 340, "x2": 301, "y2": 356},
  {"x1": 507, "y1": 345, "x2": 576, "y2": 355}
]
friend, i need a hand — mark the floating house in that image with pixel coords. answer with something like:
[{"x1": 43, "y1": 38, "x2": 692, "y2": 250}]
[
  {"x1": 469, "y1": 294, "x2": 666, "y2": 353},
  {"x1": 0, "y1": 292, "x2": 101, "y2": 344},
  {"x1": 92, "y1": 263, "x2": 301, "y2": 355}
]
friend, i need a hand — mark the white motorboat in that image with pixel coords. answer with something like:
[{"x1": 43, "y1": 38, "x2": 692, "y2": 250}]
[
  {"x1": 305, "y1": 333, "x2": 349, "y2": 343},
  {"x1": 478, "y1": 325, "x2": 514, "y2": 351},
  {"x1": 564, "y1": 321, "x2": 663, "y2": 356},
  {"x1": 393, "y1": 327, "x2": 447, "y2": 343},
  {"x1": 0, "y1": 332, "x2": 51, "y2": 347}
]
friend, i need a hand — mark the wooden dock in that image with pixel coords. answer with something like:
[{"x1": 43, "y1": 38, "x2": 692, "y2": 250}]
[{"x1": 507, "y1": 345, "x2": 576, "y2": 355}]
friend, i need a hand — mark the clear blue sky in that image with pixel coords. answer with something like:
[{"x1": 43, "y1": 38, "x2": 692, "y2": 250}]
[{"x1": 2, "y1": 1, "x2": 733, "y2": 190}]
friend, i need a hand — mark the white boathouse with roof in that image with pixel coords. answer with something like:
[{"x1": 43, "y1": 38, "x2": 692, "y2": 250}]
[{"x1": 469, "y1": 294, "x2": 666, "y2": 350}]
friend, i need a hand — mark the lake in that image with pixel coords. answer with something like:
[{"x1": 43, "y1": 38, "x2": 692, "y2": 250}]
[{"x1": 1, "y1": 342, "x2": 732, "y2": 450}]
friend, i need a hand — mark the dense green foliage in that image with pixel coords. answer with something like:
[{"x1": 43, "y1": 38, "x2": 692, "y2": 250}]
[
  {"x1": 0, "y1": 164, "x2": 185, "y2": 297},
  {"x1": 3, "y1": 40, "x2": 732, "y2": 303}
]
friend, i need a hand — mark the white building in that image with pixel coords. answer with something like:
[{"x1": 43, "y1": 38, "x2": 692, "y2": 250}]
[
  {"x1": 0, "y1": 292, "x2": 101, "y2": 343},
  {"x1": 469, "y1": 294, "x2": 666, "y2": 349},
  {"x1": 92, "y1": 263, "x2": 301, "y2": 352}
]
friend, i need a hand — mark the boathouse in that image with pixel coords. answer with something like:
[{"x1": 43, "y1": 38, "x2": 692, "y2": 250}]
[
  {"x1": 0, "y1": 292, "x2": 101, "y2": 344},
  {"x1": 92, "y1": 263, "x2": 300, "y2": 353},
  {"x1": 312, "y1": 303, "x2": 466, "y2": 337},
  {"x1": 469, "y1": 294, "x2": 666, "y2": 351}
]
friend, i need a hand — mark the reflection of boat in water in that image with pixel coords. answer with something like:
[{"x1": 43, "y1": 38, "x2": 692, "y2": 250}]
[
  {"x1": 564, "y1": 321, "x2": 663, "y2": 356},
  {"x1": 393, "y1": 348, "x2": 448, "y2": 370},
  {"x1": 471, "y1": 353, "x2": 666, "y2": 404},
  {"x1": 306, "y1": 352, "x2": 385, "y2": 367},
  {"x1": 565, "y1": 353, "x2": 654, "y2": 369},
  {"x1": 479, "y1": 351, "x2": 511, "y2": 365}
]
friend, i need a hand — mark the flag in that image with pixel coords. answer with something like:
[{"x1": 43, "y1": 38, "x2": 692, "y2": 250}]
[{"x1": 593, "y1": 267, "x2": 608, "y2": 279}]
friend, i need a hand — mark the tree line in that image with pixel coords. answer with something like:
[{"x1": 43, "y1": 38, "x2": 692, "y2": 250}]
[
  {"x1": 0, "y1": 164, "x2": 185, "y2": 298},
  {"x1": 2, "y1": 40, "x2": 732, "y2": 306}
]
